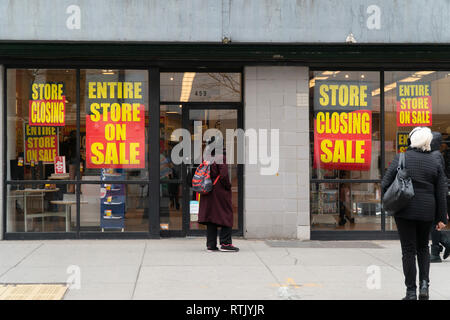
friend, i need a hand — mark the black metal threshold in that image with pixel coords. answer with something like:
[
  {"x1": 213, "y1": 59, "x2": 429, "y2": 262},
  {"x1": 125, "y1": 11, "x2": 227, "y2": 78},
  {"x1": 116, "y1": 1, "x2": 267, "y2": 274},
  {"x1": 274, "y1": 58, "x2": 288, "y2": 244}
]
[
  {"x1": 4, "y1": 232, "x2": 159, "y2": 240},
  {"x1": 311, "y1": 230, "x2": 450, "y2": 241},
  {"x1": 4, "y1": 230, "x2": 447, "y2": 241},
  {"x1": 311, "y1": 231, "x2": 400, "y2": 241}
]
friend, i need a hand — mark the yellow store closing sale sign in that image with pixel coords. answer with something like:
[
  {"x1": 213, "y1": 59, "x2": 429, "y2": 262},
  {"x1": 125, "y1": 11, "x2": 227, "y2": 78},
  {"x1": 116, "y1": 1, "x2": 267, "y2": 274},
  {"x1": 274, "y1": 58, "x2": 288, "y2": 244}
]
[
  {"x1": 313, "y1": 81, "x2": 372, "y2": 171},
  {"x1": 29, "y1": 82, "x2": 66, "y2": 126}
]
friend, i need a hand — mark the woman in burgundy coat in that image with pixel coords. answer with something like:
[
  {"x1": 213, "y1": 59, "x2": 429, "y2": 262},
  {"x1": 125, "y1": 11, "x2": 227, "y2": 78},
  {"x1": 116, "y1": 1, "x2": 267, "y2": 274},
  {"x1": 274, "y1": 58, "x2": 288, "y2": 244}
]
[{"x1": 198, "y1": 137, "x2": 239, "y2": 252}]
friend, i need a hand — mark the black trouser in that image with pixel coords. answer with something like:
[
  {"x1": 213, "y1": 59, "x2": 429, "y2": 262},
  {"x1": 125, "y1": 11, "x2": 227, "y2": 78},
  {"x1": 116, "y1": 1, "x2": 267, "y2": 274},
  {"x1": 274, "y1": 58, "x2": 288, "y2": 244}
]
[
  {"x1": 339, "y1": 201, "x2": 345, "y2": 220},
  {"x1": 431, "y1": 227, "x2": 441, "y2": 247},
  {"x1": 395, "y1": 217, "x2": 433, "y2": 290},
  {"x1": 206, "y1": 223, "x2": 232, "y2": 248}
]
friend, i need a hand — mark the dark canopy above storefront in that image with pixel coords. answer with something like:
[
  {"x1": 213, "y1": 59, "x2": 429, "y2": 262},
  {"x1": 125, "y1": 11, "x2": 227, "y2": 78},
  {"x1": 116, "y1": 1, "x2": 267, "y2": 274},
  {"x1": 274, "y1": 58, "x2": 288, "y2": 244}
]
[{"x1": 2, "y1": 43, "x2": 450, "y2": 68}]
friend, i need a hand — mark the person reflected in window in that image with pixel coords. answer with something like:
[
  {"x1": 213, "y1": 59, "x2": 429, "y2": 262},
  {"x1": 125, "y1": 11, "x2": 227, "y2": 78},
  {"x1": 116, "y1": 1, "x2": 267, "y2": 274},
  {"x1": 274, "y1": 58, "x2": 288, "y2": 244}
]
[
  {"x1": 167, "y1": 142, "x2": 181, "y2": 211},
  {"x1": 338, "y1": 183, "x2": 354, "y2": 226}
]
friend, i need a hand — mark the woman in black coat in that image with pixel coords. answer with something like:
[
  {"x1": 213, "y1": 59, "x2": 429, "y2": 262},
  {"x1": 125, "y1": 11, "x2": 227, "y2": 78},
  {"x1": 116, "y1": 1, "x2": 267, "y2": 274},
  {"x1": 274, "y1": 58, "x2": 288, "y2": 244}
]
[
  {"x1": 382, "y1": 127, "x2": 448, "y2": 300},
  {"x1": 429, "y1": 131, "x2": 450, "y2": 263}
]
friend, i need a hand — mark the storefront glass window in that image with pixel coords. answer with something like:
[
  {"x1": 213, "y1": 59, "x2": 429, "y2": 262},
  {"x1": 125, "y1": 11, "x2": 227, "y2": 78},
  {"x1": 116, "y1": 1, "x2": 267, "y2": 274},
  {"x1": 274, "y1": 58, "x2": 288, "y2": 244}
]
[
  {"x1": 6, "y1": 69, "x2": 77, "y2": 232},
  {"x1": 6, "y1": 68, "x2": 150, "y2": 233},
  {"x1": 309, "y1": 71, "x2": 381, "y2": 180},
  {"x1": 7, "y1": 69, "x2": 77, "y2": 181},
  {"x1": 310, "y1": 183, "x2": 381, "y2": 230},
  {"x1": 80, "y1": 69, "x2": 149, "y2": 181},
  {"x1": 79, "y1": 69, "x2": 149, "y2": 232},
  {"x1": 384, "y1": 71, "x2": 450, "y2": 231},
  {"x1": 309, "y1": 71, "x2": 381, "y2": 231}
]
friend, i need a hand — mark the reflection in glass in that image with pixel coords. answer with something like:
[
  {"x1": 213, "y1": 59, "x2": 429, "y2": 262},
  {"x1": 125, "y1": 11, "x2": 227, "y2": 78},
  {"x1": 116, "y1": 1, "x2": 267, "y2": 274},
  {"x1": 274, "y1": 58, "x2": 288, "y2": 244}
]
[
  {"x1": 79, "y1": 183, "x2": 149, "y2": 232},
  {"x1": 384, "y1": 71, "x2": 450, "y2": 231},
  {"x1": 311, "y1": 183, "x2": 381, "y2": 231},
  {"x1": 7, "y1": 184, "x2": 76, "y2": 232},
  {"x1": 160, "y1": 105, "x2": 183, "y2": 230}
]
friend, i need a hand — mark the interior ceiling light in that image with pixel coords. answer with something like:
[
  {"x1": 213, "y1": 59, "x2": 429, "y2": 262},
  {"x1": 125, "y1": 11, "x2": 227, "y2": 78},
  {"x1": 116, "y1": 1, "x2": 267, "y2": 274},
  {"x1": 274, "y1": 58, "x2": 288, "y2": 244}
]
[
  {"x1": 372, "y1": 83, "x2": 397, "y2": 96},
  {"x1": 180, "y1": 72, "x2": 196, "y2": 102},
  {"x1": 414, "y1": 71, "x2": 435, "y2": 76},
  {"x1": 102, "y1": 69, "x2": 115, "y2": 75},
  {"x1": 309, "y1": 76, "x2": 329, "y2": 88},
  {"x1": 321, "y1": 71, "x2": 340, "y2": 76}
]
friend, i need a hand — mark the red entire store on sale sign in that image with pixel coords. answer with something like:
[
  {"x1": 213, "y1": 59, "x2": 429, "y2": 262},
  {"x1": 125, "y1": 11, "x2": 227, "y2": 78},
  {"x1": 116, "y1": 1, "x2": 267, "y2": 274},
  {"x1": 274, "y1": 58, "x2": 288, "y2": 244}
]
[
  {"x1": 85, "y1": 81, "x2": 146, "y2": 169},
  {"x1": 86, "y1": 103, "x2": 145, "y2": 169}
]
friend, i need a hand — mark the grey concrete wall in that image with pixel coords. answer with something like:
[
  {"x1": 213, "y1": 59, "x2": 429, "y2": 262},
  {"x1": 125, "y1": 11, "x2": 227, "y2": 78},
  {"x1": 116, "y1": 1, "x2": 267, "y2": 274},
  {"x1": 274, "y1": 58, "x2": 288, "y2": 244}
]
[
  {"x1": 244, "y1": 66, "x2": 310, "y2": 240},
  {"x1": 0, "y1": 0, "x2": 449, "y2": 43}
]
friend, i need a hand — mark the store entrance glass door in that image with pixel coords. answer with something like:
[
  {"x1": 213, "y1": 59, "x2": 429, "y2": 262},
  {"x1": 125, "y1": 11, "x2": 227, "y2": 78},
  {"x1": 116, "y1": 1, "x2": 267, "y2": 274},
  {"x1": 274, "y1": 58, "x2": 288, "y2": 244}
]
[{"x1": 183, "y1": 106, "x2": 242, "y2": 235}]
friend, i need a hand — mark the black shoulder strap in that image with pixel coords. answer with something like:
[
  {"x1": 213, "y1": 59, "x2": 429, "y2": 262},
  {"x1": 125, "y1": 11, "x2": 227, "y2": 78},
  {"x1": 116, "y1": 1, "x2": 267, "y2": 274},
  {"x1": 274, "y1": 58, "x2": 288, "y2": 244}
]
[{"x1": 398, "y1": 152, "x2": 406, "y2": 170}]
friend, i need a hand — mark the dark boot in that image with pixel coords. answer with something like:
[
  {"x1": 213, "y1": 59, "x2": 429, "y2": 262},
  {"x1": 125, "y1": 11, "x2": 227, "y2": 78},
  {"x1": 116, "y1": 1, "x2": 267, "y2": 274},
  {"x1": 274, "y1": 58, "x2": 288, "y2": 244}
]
[
  {"x1": 402, "y1": 289, "x2": 417, "y2": 300},
  {"x1": 440, "y1": 234, "x2": 450, "y2": 260},
  {"x1": 338, "y1": 217, "x2": 346, "y2": 226},
  {"x1": 430, "y1": 244, "x2": 443, "y2": 263},
  {"x1": 418, "y1": 280, "x2": 429, "y2": 300},
  {"x1": 444, "y1": 247, "x2": 450, "y2": 260}
]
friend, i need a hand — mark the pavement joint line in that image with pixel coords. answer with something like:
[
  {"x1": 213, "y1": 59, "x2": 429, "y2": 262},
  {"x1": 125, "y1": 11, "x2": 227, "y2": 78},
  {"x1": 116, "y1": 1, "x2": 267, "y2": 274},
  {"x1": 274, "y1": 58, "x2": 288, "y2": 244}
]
[
  {"x1": 358, "y1": 246, "x2": 403, "y2": 273},
  {"x1": 130, "y1": 241, "x2": 147, "y2": 300},
  {"x1": 0, "y1": 242, "x2": 45, "y2": 280},
  {"x1": 248, "y1": 242, "x2": 282, "y2": 287}
]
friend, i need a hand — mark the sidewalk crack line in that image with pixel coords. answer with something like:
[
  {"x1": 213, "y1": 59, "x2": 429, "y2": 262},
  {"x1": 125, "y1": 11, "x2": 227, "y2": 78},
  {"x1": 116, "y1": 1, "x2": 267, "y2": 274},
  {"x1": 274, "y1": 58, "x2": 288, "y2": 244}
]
[
  {"x1": 0, "y1": 243, "x2": 45, "y2": 281},
  {"x1": 249, "y1": 242, "x2": 281, "y2": 286},
  {"x1": 131, "y1": 241, "x2": 147, "y2": 300}
]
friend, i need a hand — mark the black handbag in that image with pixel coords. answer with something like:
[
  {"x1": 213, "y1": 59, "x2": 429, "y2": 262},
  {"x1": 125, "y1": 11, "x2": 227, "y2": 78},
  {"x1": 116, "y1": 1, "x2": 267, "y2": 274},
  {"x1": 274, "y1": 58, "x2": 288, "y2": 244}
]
[{"x1": 382, "y1": 152, "x2": 415, "y2": 214}]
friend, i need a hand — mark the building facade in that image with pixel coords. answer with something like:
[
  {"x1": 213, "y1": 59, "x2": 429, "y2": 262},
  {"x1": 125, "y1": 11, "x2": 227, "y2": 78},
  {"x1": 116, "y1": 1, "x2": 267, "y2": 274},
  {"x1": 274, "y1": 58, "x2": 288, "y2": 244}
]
[{"x1": 1, "y1": 0, "x2": 450, "y2": 240}]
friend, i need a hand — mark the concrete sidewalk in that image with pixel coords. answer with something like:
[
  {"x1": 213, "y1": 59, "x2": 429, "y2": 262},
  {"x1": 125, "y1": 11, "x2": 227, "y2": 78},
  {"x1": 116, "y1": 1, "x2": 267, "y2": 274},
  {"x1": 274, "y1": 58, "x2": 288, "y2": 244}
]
[{"x1": 0, "y1": 238, "x2": 449, "y2": 300}]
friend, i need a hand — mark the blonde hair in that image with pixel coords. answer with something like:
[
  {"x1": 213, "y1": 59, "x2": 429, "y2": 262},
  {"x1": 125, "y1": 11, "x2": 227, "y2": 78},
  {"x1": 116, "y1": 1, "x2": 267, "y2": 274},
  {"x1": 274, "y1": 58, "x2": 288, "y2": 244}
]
[{"x1": 409, "y1": 127, "x2": 432, "y2": 152}]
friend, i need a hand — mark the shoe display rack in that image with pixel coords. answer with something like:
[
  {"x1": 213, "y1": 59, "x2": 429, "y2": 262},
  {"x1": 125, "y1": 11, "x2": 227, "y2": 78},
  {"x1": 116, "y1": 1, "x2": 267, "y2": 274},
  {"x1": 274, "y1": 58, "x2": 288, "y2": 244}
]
[{"x1": 100, "y1": 168, "x2": 126, "y2": 232}]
